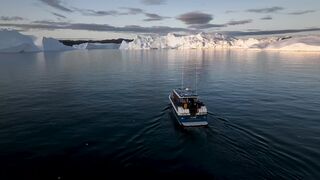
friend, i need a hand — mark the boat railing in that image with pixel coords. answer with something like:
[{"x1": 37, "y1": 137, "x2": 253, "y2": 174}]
[
  {"x1": 197, "y1": 106, "x2": 207, "y2": 115},
  {"x1": 177, "y1": 106, "x2": 190, "y2": 115}
]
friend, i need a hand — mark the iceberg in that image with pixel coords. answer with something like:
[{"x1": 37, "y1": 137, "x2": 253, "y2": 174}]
[
  {"x1": 72, "y1": 43, "x2": 88, "y2": 49},
  {"x1": 119, "y1": 40, "x2": 129, "y2": 49},
  {"x1": 120, "y1": 33, "x2": 320, "y2": 52},
  {"x1": 264, "y1": 36, "x2": 320, "y2": 51},
  {"x1": 1, "y1": 29, "x2": 319, "y2": 53},
  {"x1": 42, "y1": 37, "x2": 74, "y2": 51},
  {"x1": 120, "y1": 33, "x2": 235, "y2": 50},
  {"x1": 73, "y1": 42, "x2": 120, "y2": 49},
  {"x1": 0, "y1": 29, "x2": 120, "y2": 53},
  {"x1": 0, "y1": 29, "x2": 40, "y2": 53}
]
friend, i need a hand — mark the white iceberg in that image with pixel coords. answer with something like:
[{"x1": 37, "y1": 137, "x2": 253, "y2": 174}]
[
  {"x1": 1, "y1": 29, "x2": 320, "y2": 53},
  {"x1": 73, "y1": 43, "x2": 88, "y2": 49},
  {"x1": 119, "y1": 40, "x2": 129, "y2": 49},
  {"x1": 0, "y1": 29, "x2": 40, "y2": 53},
  {"x1": 120, "y1": 33, "x2": 235, "y2": 50},
  {"x1": 120, "y1": 33, "x2": 320, "y2": 52},
  {"x1": 42, "y1": 37, "x2": 74, "y2": 51},
  {"x1": 264, "y1": 36, "x2": 320, "y2": 51},
  {"x1": 73, "y1": 42, "x2": 120, "y2": 49}
]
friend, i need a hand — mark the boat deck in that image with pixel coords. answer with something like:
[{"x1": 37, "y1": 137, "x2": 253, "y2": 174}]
[
  {"x1": 174, "y1": 88, "x2": 198, "y2": 98},
  {"x1": 170, "y1": 89, "x2": 208, "y2": 127}
]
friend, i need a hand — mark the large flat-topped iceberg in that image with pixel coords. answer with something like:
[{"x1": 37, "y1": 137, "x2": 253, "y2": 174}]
[
  {"x1": 120, "y1": 33, "x2": 233, "y2": 50},
  {"x1": 120, "y1": 33, "x2": 320, "y2": 52},
  {"x1": 0, "y1": 30, "x2": 120, "y2": 53},
  {"x1": 0, "y1": 30, "x2": 40, "y2": 53}
]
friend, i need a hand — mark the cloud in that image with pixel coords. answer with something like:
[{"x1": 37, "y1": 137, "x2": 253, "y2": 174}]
[
  {"x1": 247, "y1": 29, "x2": 261, "y2": 32},
  {"x1": 2, "y1": 21, "x2": 319, "y2": 37},
  {"x1": 120, "y1": 8, "x2": 169, "y2": 21},
  {"x1": 189, "y1": 23, "x2": 226, "y2": 29},
  {"x1": 261, "y1": 16, "x2": 272, "y2": 20},
  {"x1": 143, "y1": 13, "x2": 169, "y2": 21},
  {"x1": 288, "y1": 10, "x2": 316, "y2": 15},
  {"x1": 177, "y1": 12, "x2": 213, "y2": 25},
  {"x1": 141, "y1": 0, "x2": 166, "y2": 5},
  {"x1": 120, "y1": 7, "x2": 144, "y2": 15},
  {"x1": 188, "y1": 19, "x2": 252, "y2": 29},
  {"x1": 78, "y1": 9, "x2": 120, "y2": 16},
  {"x1": 39, "y1": 0, "x2": 73, "y2": 12},
  {"x1": 225, "y1": 10, "x2": 237, "y2": 14},
  {"x1": 74, "y1": 6, "x2": 168, "y2": 22},
  {"x1": 0, "y1": 16, "x2": 24, "y2": 21},
  {"x1": 225, "y1": 28, "x2": 320, "y2": 36},
  {"x1": 0, "y1": 21, "x2": 190, "y2": 34},
  {"x1": 52, "y1": 12, "x2": 66, "y2": 18},
  {"x1": 75, "y1": 7, "x2": 145, "y2": 16},
  {"x1": 227, "y1": 19, "x2": 252, "y2": 26},
  {"x1": 247, "y1": 6, "x2": 284, "y2": 13}
]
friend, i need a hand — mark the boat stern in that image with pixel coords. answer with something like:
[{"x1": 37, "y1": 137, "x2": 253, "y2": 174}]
[{"x1": 179, "y1": 115, "x2": 208, "y2": 127}]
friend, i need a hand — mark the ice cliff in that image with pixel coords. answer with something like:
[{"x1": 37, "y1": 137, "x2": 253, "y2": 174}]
[
  {"x1": 120, "y1": 33, "x2": 320, "y2": 52},
  {"x1": 1, "y1": 29, "x2": 320, "y2": 53},
  {"x1": 0, "y1": 29, "x2": 119, "y2": 53},
  {"x1": 0, "y1": 29, "x2": 40, "y2": 53}
]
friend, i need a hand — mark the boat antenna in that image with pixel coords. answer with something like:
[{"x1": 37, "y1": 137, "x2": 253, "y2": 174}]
[
  {"x1": 181, "y1": 59, "x2": 184, "y2": 89},
  {"x1": 195, "y1": 60, "x2": 197, "y2": 94}
]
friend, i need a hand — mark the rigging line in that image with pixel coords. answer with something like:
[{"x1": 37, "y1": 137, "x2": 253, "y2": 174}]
[
  {"x1": 195, "y1": 60, "x2": 197, "y2": 94},
  {"x1": 181, "y1": 58, "x2": 184, "y2": 89}
]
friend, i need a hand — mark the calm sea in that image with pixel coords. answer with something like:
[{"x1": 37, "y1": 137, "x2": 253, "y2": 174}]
[{"x1": 0, "y1": 49, "x2": 320, "y2": 179}]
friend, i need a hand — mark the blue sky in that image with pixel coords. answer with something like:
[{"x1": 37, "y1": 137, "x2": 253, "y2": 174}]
[{"x1": 0, "y1": 0, "x2": 319, "y2": 39}]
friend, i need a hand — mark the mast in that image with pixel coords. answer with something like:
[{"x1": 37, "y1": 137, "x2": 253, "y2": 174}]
[
  {"x1": 181, "y1": 59, "x2": 184, "y2": 89},
  {"x1": 195, "y1": 60, "x2": 197, "y2": 94}
]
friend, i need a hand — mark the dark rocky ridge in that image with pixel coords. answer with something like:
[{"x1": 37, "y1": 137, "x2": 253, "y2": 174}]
[{"x1": 59, "y1": 38, "x2": 133, "y2": 46}]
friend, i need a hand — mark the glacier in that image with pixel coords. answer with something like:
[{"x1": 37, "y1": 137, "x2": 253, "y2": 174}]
[{"x1": 120, "y1": 33, "x2": 320, "y2": 52}]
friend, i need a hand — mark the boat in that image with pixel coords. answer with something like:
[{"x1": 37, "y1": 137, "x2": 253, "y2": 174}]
[{"x1": 169, "y1": 88, "x2": 208, "y2": 127}]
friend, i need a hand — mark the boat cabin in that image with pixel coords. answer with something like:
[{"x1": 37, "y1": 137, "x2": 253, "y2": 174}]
[
  {"x1": 169, "y1": 87, "x2": 208, "y2": 126},
  {"x1": 171, "y1": 88, "x2": 204, "y2": 116}
]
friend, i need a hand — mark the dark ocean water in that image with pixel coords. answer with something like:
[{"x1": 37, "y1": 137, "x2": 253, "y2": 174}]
[{"x1": 0, "y1": 49, "x2": 320, "y2": 179}]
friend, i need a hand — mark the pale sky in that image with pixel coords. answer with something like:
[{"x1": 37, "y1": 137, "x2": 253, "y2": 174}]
[{"x1": 0, "y1": 0, "x2": 319, "y2": 39}]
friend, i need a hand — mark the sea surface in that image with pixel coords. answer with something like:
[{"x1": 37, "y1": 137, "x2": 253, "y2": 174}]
[{"x1": 0, "y1": 49, "x2": 320, "y2": 179}]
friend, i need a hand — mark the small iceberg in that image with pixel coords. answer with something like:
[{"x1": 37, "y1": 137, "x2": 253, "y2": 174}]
[
  {"x1": 73, "y1": 42, "x2": 120, "y2": 50},
  {"x1": 42, "y1": 37, "x2": 74, "y2": 52}
]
